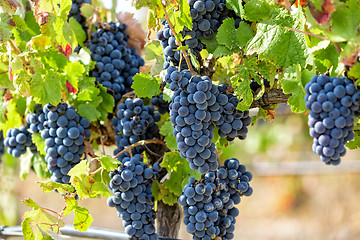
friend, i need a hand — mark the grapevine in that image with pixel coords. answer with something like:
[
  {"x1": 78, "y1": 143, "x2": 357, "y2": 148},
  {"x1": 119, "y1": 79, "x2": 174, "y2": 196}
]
[{"x1": 0, "y1": 0, "x2": 359, "y2": 240}]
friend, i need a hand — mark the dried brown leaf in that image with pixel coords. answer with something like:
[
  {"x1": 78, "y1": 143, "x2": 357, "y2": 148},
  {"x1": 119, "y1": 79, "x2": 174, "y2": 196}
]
[{"x1": 116, "y1": 12, "x2": 146, "y2": 53}]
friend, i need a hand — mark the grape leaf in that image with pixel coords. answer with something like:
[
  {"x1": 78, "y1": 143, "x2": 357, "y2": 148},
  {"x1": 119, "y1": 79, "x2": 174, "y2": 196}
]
[
  {"x1": 31, "y1": 154, "x2": 51, "y2": 179},
  {"x1": 69, "y1": 17, "x2": 86, "y2": 46},
  {"x1": 74, "y1": 206, "x2": 93, "y2": 232},
  {"x1": 30, "y1": 71, "x2": 63, "y2": 105},
  {"x1": 132, "y1": 73, "x2": 161, "y2": 98},
  {"x1": 0, "y1": 13, "x2": 14, "y2": 42},
  {"x1": 159, "y1": 121, "x2": 177, "y2": 151},
  {"x1": 348, "y1": 63, "x2": 360, "y2": 80},
  {"x1": 39, "y1": 181, "x2": 75, "y2": 195},
  {"x1": 281, "y1": 66, "x2": 312, "y2": 113},
  {"x1": 96, "y1": 152, "x2": 118, "y2": 171},
  {"x1": 243, "y1": 0, "x2": 272, "y2": 21},
  {"x1": 64, "y1": 61, "x2": 85, "y2": 91},
  {"x1": 22, "y1": 218, "x2": 35, "y2": 240},
  {"x1": 160, "y1": 152, "x2": 201, "y2": 198},
  {"x1": 246, "y1": 8, "x2": 308, "y2": 68},
  {"x1": 226, "y1": 0, "x2": 245, "y2": 17},
  {"x1": 31, "y1": 132, "x2": 46, "y2": 156},
  {"x1": 231, "y1": 77, "x2": 253, "y2": 111},
  {"x1": 326, "y1": 0, "x2": 360, "y2": 42}
]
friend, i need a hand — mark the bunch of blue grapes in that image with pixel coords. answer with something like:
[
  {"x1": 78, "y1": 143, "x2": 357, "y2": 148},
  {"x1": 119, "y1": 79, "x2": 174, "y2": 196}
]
[
  {"x1": 179, "y1": 158, "x2": 253, "y2": 240},
  {"x1": 157, "y1": 0, "x2": 240, "y2": 69},
  {"x1": 68, "y1": 0, "x2": 90, "y2": 31},
  {"x1": 178, "y1": 176, "x2": 221, "y2": 240},
  {"x1": 305, "y1": 75, "x2": 360, "y2": 165},
  {"x1": 112, "y1": 98, "x2": 161, "y2": 159},
  {"x1": 167, "y1": 67, "x2": 219, "y2": 174},
  {"x1": 88, "y1": 22, "x2": 145, "y2": 104},
  {"x1": 212, "y1": 158, "x2": 253, "y2": 239},
  {"x1": 26, "y1": 104, "x2": 45, "y2": 133},
  {"x1": 4, "y1": 126, "x2": 38, "y2": 158},
  {"x1": 40, "y1": 103, "x2": 91, "y2": 183},
  {"x1": 215, "y1": 84, "x2": 251, "y2": 141},
  {"x1": 107, "y1": 154, "x2": 159, "y2": 240},
  {"x1": 151, "y1": 94, "x2": 170, "y2": 114}
]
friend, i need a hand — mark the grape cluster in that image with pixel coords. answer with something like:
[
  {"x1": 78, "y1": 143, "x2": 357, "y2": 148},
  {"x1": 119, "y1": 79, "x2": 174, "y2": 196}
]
[
  {"x1": 39, "y1": 103, "x2": 91, "y2": 183},
  {"x1": 179, "y1": 158, "x2": 253, "y2": 240},
  {"x1": 305, "y1": 75, "x2": 360, "y2": 165},
  {"x1": 213, "y1": 159, "x2": 253, "y2": 239},
  {"x1": 107, "y1": 154, "x2": 159, "y2": 240},
  {"x1": 167, "y1": 67, "x2": 219, "y2": 174},
  {"x1": 26, "y1": 104, "x2": 45, "y2": 133},
  {"x1": 151, "y1": 94, "x2": 170, "y2": 114},
  {"x1": 157, "y1": 0, "x2": 240, "y2": 69},
  {"x1": 112, "y1": 98, "x2": 161, "y2": 159},
  {"x1": 68, "y1": 0, "x2": 90, "y2": 32},
  {"x1": 4, "y1": 126, "x2": 37, "y2": 158},
  {"x1": 165, "y1": 66, "x2": 250, "y2": 174},
  {"x1": 88, "y1": 22, "x2": 145, "y2": 104},
  {"x1": 215, "y1": 84, "x2": 251, "y2": 141}
]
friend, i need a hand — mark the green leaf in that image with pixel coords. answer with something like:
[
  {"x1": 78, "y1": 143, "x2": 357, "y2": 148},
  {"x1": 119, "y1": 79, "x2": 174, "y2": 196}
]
[
  {"x1": 30, "y1": 71, "x2": 63, "y2": 106},
  {"x1": 132, "y1": 73, "x2": 161, "y2": 98},
  {"x1": 23, "y1": 198, "x2": 40, "y2": 209},
  {"x1": 39, "y1": 181, "x2": 75, "y2": 195},
  {"x1": 160, "y1": 152, "x2": 201, "y2": 199},
  {"x1": 217, "y1": 18, "x2": 239, "y2": 50},
  {"x1": 96, "y1": 153, "x2": 118, "y2": 171},
  {"x1": 189, "y1": 51, "x2": 199, "y2": 71},
  {"x1": 0, "y1": 13, "x2": 14, "y2": 42},
  {"x1": 22, "y1": 218, "x2": 35, "y2": 240},
  {"x1": 159, "y1": 121, "x2": 177, "y2": 151},
  {"x1": 236, "y1": 21, "x2": 253, "y2": 48},
  {"x1": 64, "y1": 61, "x2": 85, "y2": 91},
  {"x1": 97, "y1": 84, "x2": 115, "y2": 121},
  {"x1": 246, "y1": 8, "x2": 308, "y2": 68},
  {"x1": 348, "y1": 62, "x2": 360, "y2": 80},
  {"x1": 326, "y1": 0, "x2": 360, "y2": 42},
  {"x1": 60, "y1": 0, "x2": 72, "y2": 16},
  {"x1": 32, "y1": 132, "x2": 46, "y2": 156},
  {"x1": 74, "y1": 206, "x2": 93, "y2": 231},
  {"x1": 77, "y1": 102, "x2": 101, "y2": 122},
  {"x1": 20, "y1": 150, "x2": 33, "y2": 180},
  {"x1": 68, "y1": 160, "x2": 89, "y2": 177},
  {"x1": 230, "y1": 76, "x2": 253, "y2": 111},
  {"x1": 63, "y1": 196, "x2": 78, "y2": 216},
  {"x1": 226, "y1": 0, "x2": 245, "y2": 17},
  {"x1": 145, "y1": 41, "x2": 163, "y2": 60},
  {"x1": 69, "y1": 17, "x2": 86, "y2": 46},
  {"x1": 281, "y1": 66, "x2": 312, "y2": 113},
  {"x1": 243, "y1": 0, "x2": 272, "y2": 21},
  {"x1": 91, "y1": 182, "x2": 112, "y2": 197},
  {"x1": 31, "y1": 154, "x2": 51, "y2": 179},
  {"x1": 80, "y1": 3, "x2": 95, "y2": 19}
]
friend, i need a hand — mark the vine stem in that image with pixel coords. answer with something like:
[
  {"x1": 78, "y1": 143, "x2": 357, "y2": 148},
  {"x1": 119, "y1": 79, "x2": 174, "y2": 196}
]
[
  {"x1": 283, "y1": 27, "x2": 326, "y2": 40},
  {"x1": 112, "y1": 139, "x2": 169, "y2": 159},
  {"x1": 161, "y1": 2, "x2": 197, "y2": 75},
  {"x1": 8, "y1": 39, "x2": 35, "y2": 74},
  {"x1": 90, "y1": 166, "x2": 104, "y2": 176}
]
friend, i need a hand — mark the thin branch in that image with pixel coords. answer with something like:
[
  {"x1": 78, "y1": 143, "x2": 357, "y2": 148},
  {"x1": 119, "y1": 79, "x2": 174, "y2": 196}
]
[
  {"x1": 283, "y1": 26, "x2": 326, "y2": 40},
  {"x1": 162, "y1": 2, "x2": 196, "y2": 75},
  {"x1": 113, "y1": 139, "x2": 169, "y2": 159},
  {"x1": 41, "y1": 207, "x2": 60, "y2": 216},
  {"x1": 333, "y1": 42, "x2": 342, "y2": 55},
  {"x1": 90, "y1": 166, "x2": 104, "y2": 176},
  {"x1": 98, "y1": 129, "x2": 106, "y2": 155}
]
